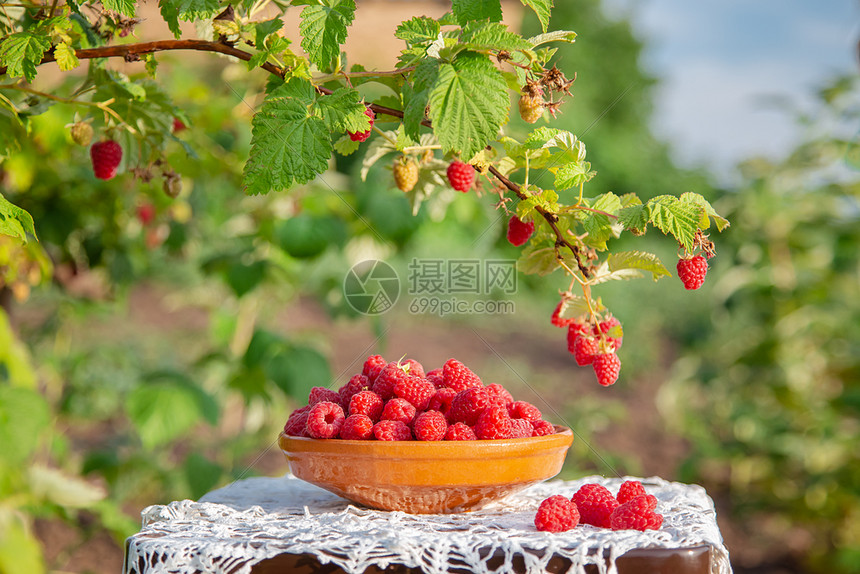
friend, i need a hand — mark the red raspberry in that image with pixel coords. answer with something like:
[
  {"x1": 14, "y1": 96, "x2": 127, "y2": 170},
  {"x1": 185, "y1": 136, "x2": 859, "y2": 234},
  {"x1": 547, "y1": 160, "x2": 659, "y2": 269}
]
[
  {"x1": 510, "y1": 418, "x2": 533, "y2": 438},
  {"x1": 136, "y1": 203, "x2": 156, "y2": 226},
  {"x1": 348, "y1": 390, "x2": 384, "y2": 421},
  {"x1": 508, "y1": 401, "x2": 541, "y2": 421},
  {"x1": 372, "y1": 362, "x2": 411, "y2": 400},
  {"x1": 616, "y1": 480, "x2": 647, "y2": 505},
  {"x1": 444, "y1": 422, "x2": 477, "y2": 441},
  {"x1": 413, "y1": 410, "x2": 448, "y2": 441},
  {"x1": 380, "y1": 398, "x2": 416, "y2": 425},
  {"x1": 348, "y1": 107, "x2": 375, "y2": 142},
  {"x1": 566, "y1": 323, "x2": 596, "y2": 353},
  {"x1": 610, "y1": 495, "x2": 663, "y2": 531},
  {"x1": 446, "y1": 160, "x2": 475, "y2": 192},
  {"x1": 394, "y1": 375, "x2": 436, "y2": 410},
  {"x1": 550, "y1": 300, "x2": 577, "y2": 328},
  {"x1": 572, "y1": 335, "x2": 600, "y2": 366},
  {"x1": 306, "y1": 401, "x2": 345, "y2": 439},
  {"x1": 428, "y1": 386, "x2": 457, "y2": 415},
  {"x1": 598, "y1": 316, "x2": 623, "y2": 350},
  {"x1": 677, "y1": 255, "x2": 708, "y2": 290},
  {"x1": 506, "y1": 215, "x2": 535, "y2": 247},
  {"x1": 448, "y1": 387, "x2": 491, "y2": 426},
  {"x1": 425, "y1": 368, "x2": 445, "y2": 388},
  {"x1": 572, "y1": 483, "x2": 620, "y2": 528},
  {"x1": 340, "y1": 414, "x2": 374, "y2": 440},
  {"x1": 442, "y1": 358, "x2": 483, "y2": 392},
  {"x1": 474, "y1": 404, "x2": 513, "y2": 440},
  {"x1": 401, "y1": 358, "x2": 425, "y2": 378},
  {"x1": 338, "y1": 374, "x2": 370, "y2": 408},
  {"x1": 372, "y1": 419, "x2": 412, "y2": 441},
  {"x1": 592, "y1": 352, "x2": 621, "y2": 386},
  {"x1": 531, "y1": 420, "x2": 555, "y2": 436},
  {"x1": 534, "y1": 495, "x2": 579, "y2": 532},
  {"x1": 90, "y1": 140, "x2": 123, "y2": 180},
  {"x1": 362, "y1": 354, "x2": 387, "y2": 383},
  {"x1": 172, "y1": 117, "x2": 187, "y2": 132},
  {"x1": 283, "y1": 406, "x2": 310, "y2": 437},
  {"x1": 309, "y1": 386, "x2": 340, "y2": 406},
  {"x1": 485, "y1": 383, "x2": 514, "y2": 407}
]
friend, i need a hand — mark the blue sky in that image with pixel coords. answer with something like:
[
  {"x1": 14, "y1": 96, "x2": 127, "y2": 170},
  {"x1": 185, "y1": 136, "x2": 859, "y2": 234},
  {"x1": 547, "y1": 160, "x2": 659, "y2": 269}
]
[{"x1": 605, "y1": 0, "x2": 860, "y2": 177}]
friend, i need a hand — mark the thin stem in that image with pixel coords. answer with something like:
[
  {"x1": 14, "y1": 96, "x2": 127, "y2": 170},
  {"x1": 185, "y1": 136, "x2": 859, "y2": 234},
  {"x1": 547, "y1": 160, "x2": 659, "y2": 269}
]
[
  {"x1": 401, "y1": 143, "x2": 441, "y2": 154},
  {"x1": 576, "y1": 181, "x2": 584, "y2": 206},
  {"x1": 0, "y1": 83, "x2": 130, "y2": 129},
  {"x1": 372, "y1": 125, "x2": 397, "y2": 147},
  {"x1": 569, "y1": 205, "x2": 618, "y2": 219},
  {"x1": 315, "y1": 66, "x2": 416, "y2": 84}
]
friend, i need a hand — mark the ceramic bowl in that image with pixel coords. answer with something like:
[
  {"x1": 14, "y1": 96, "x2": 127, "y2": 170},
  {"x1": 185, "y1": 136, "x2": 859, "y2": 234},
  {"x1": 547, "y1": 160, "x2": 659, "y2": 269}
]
[{"x1": 278, "y1": 426, "x2": 573, "y2": 514}]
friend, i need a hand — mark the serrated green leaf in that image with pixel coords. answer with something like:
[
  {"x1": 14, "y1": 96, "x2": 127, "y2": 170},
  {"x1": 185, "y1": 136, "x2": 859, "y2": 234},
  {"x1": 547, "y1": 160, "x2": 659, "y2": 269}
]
[
  {"x1": 54, "y1": 42, "x2": 78, "y2": 71},
  {"x1": 520, "y1": 0, "x2": 553, "y2": 32},
  {"x1": 243, "y1": 98, "x2": 331, "y2": 195},
  {"x1": 159, "y1": 0, "x2": 181, "y2": 38},
  {"x1": 334, "y1": 134, "x2": 360, "y2": 155},
  {"x1": 102, "y1": 0, "x2": 136, "y2": 16},
  {"x1": 266, "y1": 76, "x2": 316, "y2": 103},
  {"x1": 517, "y1": 245, "x2": 560, "y2": 276},
  {"x1": 555, "y1": 159, "x2": 594, "y2": 189},
  {"x1": 607, "y1": 250, "x2": 670, "y2": 281},
  {"x1": 395, "y1": 16, "x2": 440, "y2": 46},
  {"x1": 617, "y1": 204, "x2": 648, "y2": 234},
  {"x1": 0, "y1": 193, "x2": 37, "y2": 242},
  {"x1": 0, "y1": 32, "x2": 51, "y2": 83},
  {"x1": 646, "y1": 195, "x2": 701, "y2": 251},
  {"x1": 582, "y1": 192, "x2": 621, "y2": 249},
  {"x1": 255, "y1": 17, "x2": 284, "y2": 49},
  {"x1": 452, "y1": 0, "x2": 502, "y2": 26},
  {"x1": 313, "y1": 87, "x2": 368, "y2": 132},
  {"x1": 461, "y1": 21, "x2": 532, "y2": 52},
  {"x1": 527, "y1": 29, "x2": 577, "y2": 47},
  {"x1": 680, "y1": 191, "x2": 730, "y2": 232},
  {"x1": 173, "y1": 0, "x2": 219, "y2": 21},
  {"x1": 299, "y1": 0, "x2": 356, "y2": 70},
  {"x1": 428, "y1": 51, "x2": 508, "y2": 159},
  {"x1": 403, "y1": 58, "x2": 439, "y2": 141}
]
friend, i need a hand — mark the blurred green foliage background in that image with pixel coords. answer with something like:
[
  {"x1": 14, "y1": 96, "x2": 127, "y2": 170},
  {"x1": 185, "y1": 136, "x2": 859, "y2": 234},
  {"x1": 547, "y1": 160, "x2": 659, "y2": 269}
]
[{"x1": 1, "y1": 1, "x2": 858, "y2": 573}]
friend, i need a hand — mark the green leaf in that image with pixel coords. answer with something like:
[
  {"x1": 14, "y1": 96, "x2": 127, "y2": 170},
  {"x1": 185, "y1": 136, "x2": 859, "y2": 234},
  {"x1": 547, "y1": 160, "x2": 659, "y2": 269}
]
[
  {"x1": 517, "y1": 244, "x2": 560, "y2": 276},
  {"x1": 267, "y1": 344, "x2": 331, "y2": 401},
  {"x1": 0, "y1": 509, "x2": 46, "y2": 574},
  {"x1": 607, "y1": 250, "x2": 670, "y2": 281},
  {"x1": 520, "y1": 0, "x2": 553, "y2": 32},
  {"x1": 0, "y1": 32, "x2": 51, "y2": 83},
  {"x1": 313, "y1": 87, "x2": 369, "y2": 133},
  {"x1": 0, "y1": 193, "x2": 37, "y2": 242},
  {"x1": 333, "y1": 134, "x2": 360, "y2": 155},
  {"x1": 582, "y1": 192, "x2": 621, "y2": 249},
  {"x1": 680, "y1": 191, "x2": 730, "y2": 232},
  {"x1": 158, "y1": 0, "x2": 182, "y2": 38},
  {"x1": 646, "y1": 195, "x2": 702, "y2": 252},
  {"x1": 102, "y1": 0, "x2": 136, "y2": 16},
  {"x1": 243, "y1": 98, "x2": 331, "y2": 195},
  {"x1": 299, "y1": 0, "x2": 356, "y2": 70},
  {"x1": 255, "y1": 18, "x2": 284, "y2": 49},
  {"x1": 0, "y1": 308, "x2": 37, "y2": 389},
  {"x1": 428, "y1": 51, "x2": 509, "y2": 159},
  {"x1": 555, "y1": 159, "x2": 594, "y2": 190},
  {"x1": 0, "y1": 387, "x2": 50, "y2": 465},
  {"x1": 395, "y1": 16, "x2": 440, "y2": 46},
  {"x1": 527, "y1": 29, "x2": 577, "y2": 47},
  {"x1": 452, "y1": 0, "x2": 502, "y2": 26},
  {"x1": 126, "y1": 380, "x2": 214, "y2": 450},
  {"x1": 617, "y1": 204, "x2": 648, "y2": 234},
  {"x1": 402, "y1": 57, "x2": 439, "y2": 141},
  {"x1": 53, "y1": 42, "x2": 79, "y2": 71},
  {"x1": 461, "y1": 21, "x2": 532, "y2": 52},
  {"x1": 266, "y1": 76, "x2": 316, "y2": 103},
  {"x1": 173, "y1": 0, "x2": 219, "y2": 21}
]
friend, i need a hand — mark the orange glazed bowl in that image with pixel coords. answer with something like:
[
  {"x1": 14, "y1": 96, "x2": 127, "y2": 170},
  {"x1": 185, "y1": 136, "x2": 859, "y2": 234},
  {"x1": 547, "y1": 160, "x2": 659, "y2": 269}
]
[{"x1": 278, "y1": 426, "x2": 573, "y2": 514}]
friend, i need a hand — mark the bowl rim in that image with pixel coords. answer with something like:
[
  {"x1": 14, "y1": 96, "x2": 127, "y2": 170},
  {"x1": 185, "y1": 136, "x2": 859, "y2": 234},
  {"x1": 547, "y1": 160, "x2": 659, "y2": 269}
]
[{"x1": 279, "y1": 425, "x2": 573, "y2": 457}]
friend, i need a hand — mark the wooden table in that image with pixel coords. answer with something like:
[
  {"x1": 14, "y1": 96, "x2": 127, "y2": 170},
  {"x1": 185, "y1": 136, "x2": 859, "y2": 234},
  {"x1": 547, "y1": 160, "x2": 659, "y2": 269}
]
[{"x1": 124, "y1": 475, "x2": 731, "y2": 574}]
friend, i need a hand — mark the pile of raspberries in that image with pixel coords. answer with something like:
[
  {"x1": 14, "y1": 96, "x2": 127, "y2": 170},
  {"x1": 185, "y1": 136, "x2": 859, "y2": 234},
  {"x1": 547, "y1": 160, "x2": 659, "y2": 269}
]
[
  {"x1": 534, "y1": 480, "x2": 663, "y2": 532},
  {"x1": 283, "y1": 355, "x2": 556, "y2": 441}
]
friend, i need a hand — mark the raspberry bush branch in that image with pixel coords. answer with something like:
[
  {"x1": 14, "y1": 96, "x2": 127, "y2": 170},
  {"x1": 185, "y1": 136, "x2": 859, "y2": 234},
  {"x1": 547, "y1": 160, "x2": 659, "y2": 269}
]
[{"x1": 0, "y1": 0, "x2": 729, "y2": 387}]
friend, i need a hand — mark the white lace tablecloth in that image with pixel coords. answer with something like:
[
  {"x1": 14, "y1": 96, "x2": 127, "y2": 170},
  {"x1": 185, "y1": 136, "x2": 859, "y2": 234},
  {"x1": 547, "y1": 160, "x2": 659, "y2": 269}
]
[{"x1": 124, "y1": 474, "x2": 731, "y2": 574}]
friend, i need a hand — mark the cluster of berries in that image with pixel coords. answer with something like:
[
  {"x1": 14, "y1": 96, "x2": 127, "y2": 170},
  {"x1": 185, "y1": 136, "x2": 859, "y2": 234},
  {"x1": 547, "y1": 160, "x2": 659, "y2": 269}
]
[
  {"x1": 534, "y1": 480, "x2": 663, "y2": 532},
  {"x1": 283, "y1": 355, "x2": 556, "y2": 441},
  {"x1": 551, "y1": 300, "x2": 623, "y2": 386}
]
